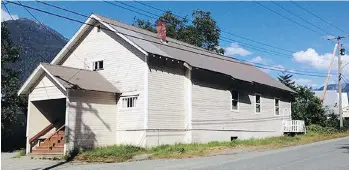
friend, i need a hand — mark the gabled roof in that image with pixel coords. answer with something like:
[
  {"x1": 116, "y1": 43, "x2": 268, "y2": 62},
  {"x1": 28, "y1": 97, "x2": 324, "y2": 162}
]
[
  {"x1": 50, "y1": 14, "x2": 294, "y2": 93},
  {"x1": 18, "y1": 63, "x2": 120, "y2": 95},
  {"x1": 95, "y1": 14, "x2": 294, "y2": 93}
]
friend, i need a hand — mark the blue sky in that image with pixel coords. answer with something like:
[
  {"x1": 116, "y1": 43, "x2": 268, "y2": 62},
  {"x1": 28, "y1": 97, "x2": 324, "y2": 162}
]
[{"x1": 2, "y1": 1, "x2": 349, "y2": 88}]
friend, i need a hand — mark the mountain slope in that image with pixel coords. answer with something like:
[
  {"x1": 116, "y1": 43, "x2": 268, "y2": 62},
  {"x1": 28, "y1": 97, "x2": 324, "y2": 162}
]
[
  {"x1": 316, "y1": 83, "x2": 349, "y2": 93},
  {"x1": 3, "y1": 18, "x2": 67, "y2": 81}
]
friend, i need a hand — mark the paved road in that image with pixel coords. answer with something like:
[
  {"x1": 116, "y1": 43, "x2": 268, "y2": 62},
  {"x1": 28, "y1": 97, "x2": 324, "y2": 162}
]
[{"x1": 2, "y1": 137, "x2": 349, "y2": 170}]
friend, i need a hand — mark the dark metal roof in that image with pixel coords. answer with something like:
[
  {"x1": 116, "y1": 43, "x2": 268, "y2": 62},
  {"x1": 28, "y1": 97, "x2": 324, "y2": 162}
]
[
  {"x1": 95, "y1": 14, "x2": 294, "y2": 93},
  {"x1": 42, "y1": 63, "x2": 120, "y2": 93}
]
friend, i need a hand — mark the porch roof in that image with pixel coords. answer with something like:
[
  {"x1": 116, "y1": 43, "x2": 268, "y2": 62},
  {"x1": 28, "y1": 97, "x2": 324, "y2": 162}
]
[{"x1": 18, "y1": 63, "x2": 120, "y2": 95}]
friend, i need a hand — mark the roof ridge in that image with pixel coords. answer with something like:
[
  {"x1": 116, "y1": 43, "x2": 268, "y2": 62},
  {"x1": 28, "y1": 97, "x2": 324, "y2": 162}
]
[
  {"x1": 93, "y1": 14, "x2": 241, "y2": 62},
  {"x1": 40, "y1": 62, "x2": 95, "y2": 73}
]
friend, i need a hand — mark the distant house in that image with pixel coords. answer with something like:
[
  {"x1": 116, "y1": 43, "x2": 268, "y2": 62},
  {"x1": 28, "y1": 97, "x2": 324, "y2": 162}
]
[
  {"x1": 313, "y1": 90, "x2": 349, "y2": 118},
  {"x1": 18, "y1": 14, "x2": 303, "y2": 155}
]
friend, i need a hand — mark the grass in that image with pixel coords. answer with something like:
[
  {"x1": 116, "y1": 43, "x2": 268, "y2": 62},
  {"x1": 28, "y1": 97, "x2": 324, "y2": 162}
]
[
  {"x1": 75, "y1": 130, "x2": 349, "y2": 163},
  {"x1": 13, "y1": 148, "x2": 26, "y2": 158}
]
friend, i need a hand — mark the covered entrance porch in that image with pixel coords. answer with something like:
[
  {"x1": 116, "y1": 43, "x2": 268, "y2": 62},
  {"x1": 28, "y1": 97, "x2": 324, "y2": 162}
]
[
  {"x1": 27, "y1": 98, "x2": 66, "y2": 155},
  {"x1": 18, "y1": 63, "x2": 120, "y2": 155}
]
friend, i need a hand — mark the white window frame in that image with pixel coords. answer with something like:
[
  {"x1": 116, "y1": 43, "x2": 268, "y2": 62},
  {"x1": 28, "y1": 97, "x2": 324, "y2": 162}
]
[
  {"x1": 255, "y1": 93, "x2": 262, "y2": 114},
  {"x1": 230, "y1": 89, "x2": 239, "y2": 112},
  {"x1": 92, "y1": 60, "x2": 104, "y2": 71},
  {"x1": 274, "y1": 98, "x2": 280, "y2": 116},
  {"x1": 121, "y1": 95, "x2": 138, "y2": 109}
]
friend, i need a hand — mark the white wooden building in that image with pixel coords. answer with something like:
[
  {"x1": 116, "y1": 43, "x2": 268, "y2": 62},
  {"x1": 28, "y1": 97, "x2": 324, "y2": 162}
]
[{"x1": 18, "y1": 14, "x2": 301, "y2": 155}]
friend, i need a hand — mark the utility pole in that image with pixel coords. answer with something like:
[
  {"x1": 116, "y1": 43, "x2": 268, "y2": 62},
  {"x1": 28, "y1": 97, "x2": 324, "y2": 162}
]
[
  {"x1": 328, "y1": 35, "x2": 348, "y2": 128},
  {"x1": 338, "y1": 39, "x2": 343, "y2": 128}
]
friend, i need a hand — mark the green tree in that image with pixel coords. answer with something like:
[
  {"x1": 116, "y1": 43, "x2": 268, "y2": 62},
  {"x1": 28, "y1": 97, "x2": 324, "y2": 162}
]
[
  {"x1": 278, "y1": 73, "x2": 326, "y2": 126},
  {"x1": 277, "y1": 73, "x2": 296, "y2": 90},
  {"x1": 291, "y1": 86, "x2": 326, "y2": 126},
  {"x1": 135, "y1": 10, "x2": 224, "y2": 54},
  {"x1": 1, "y1": 23, "x2": 27, "y2": 151},
  {"x1": 133, "y1": 19, "x2": 156, "y2": 33}
]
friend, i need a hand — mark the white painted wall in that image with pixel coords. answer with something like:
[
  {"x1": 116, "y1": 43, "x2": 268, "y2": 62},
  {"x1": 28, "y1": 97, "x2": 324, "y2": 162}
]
[
  {"x1": 146, "y1": 58, "x2": 187, "y2": 147},
  {"x1": 29, "y1": 74, "x2": 65, "y2": 101},
  {"x1": 66, "y1": 90, "x2": 117, "y2": 149},
  {"x1": 60, "y1": 23, "x2": 146, "y2": 148},
  {"x1": 191, "y1": 71, "x2": 292, "y2": 143}
]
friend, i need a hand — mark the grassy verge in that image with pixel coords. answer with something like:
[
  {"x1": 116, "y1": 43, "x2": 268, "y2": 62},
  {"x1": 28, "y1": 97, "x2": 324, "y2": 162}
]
[
  {"x1": 75, "y1": 130, "x2": 349, "y2": 163},
  {"x1": 13, "y1": 148, "x2": 26, "y2": 158}
]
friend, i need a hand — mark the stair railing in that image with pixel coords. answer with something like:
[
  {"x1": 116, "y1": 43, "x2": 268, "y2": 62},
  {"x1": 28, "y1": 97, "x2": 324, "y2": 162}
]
[
  {"x1": 43, "y1": 125, "x2": 65, "y2": 150},
  {"x1": 29, "y1": 119, "x2": 59, "y2": 147}
]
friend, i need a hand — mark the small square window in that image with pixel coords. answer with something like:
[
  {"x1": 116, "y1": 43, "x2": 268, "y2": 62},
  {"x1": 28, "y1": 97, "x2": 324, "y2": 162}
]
[
  {"x1": 122, "y1": 96, "x2": 137, "y2": 108},
  {"x1": 255, "y1": 94, "x2": 261, "y2": 113},
  {"x1": 93, "y1": 60, "x2": 103, "y2": 71},
  {"x1": 231, "y1": 90, "x2": 239, "y2": 111},
  {"x1": 275, "y1": 99, "x2": 280, "y2": 115}
]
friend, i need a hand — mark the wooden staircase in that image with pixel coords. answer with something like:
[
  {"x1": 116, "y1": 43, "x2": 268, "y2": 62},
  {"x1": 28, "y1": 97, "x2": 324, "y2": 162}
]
[{"x1": 31, "y1": 125, "x2": 65, "y2": 155}]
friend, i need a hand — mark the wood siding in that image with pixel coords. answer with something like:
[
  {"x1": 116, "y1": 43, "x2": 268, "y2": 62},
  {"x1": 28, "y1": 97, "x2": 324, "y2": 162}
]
[
  {"x1": 191, "y1": 69, "x2": 292, "y2": 142},
  {"x1": 29, "y1": 74, "x2": 65, "y2": 101},
  {"x1": 66, "y1": 90, "x2": 117, "y2": 149},
  {"x1": 147, "y1": 58, "x2": 187, "y2": 147},
  {"x1": 60, "y1": 23, "x2": 146, "y2": 147}
]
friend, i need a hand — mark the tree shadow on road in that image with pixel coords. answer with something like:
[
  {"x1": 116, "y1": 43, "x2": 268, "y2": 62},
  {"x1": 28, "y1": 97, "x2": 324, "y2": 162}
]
[{"x1": 338, "y1": 144, "x2": 349, "y2": 153}]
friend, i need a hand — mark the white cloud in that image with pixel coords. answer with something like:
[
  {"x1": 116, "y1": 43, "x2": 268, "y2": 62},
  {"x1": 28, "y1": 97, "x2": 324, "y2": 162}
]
[
  {"x1": 294, "y1": 78, "x2": 319, "y2": 88},
  {"x1": 292, "y1": 48, "x2": 349, "y2": 74},
  {"x1": 224, "y1": 43, "x2": 251, "y2": 57},
  {"x1": 249, "y1": 56, "x2": 263, "y2": 63},
  {"x1": 1, "y1": 9, "x2": 19, "y2": 22}
]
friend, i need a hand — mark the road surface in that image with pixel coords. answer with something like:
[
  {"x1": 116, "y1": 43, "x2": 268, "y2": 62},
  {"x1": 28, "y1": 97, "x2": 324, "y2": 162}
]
[{"x1": 2, "y1": 136, "x2": 349, "y2": 170}]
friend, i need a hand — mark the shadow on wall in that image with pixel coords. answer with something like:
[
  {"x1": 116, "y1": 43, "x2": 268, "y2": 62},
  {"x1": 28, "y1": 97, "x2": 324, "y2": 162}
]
[
  {"x1": 66, "y1": 93, "x2": 113, "y2": 150},
  {"x1": 32, "y1": 99, "x2": 66, "y2": 128},
  {"x1": 192, "y1": 69, "x2": 252, "y2": 105}
]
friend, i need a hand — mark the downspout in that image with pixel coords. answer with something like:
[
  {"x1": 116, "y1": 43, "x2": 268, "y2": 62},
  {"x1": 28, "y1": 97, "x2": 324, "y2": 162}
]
[{"x1": 63, "y1": 89, "x2": 70, "y2": 155}]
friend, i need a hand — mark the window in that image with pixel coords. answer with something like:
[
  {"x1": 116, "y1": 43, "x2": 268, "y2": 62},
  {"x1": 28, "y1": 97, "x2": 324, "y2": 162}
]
[
  {"x1": 122, "y1": 96, "x2": 137, "y2": 108},
  {"x1": 93, "y1": 60, "x2": 103, "y2": 71},
  {"x1": 255, "y1": 94, "x2": 261, "y2": 113},
  {"x1": 275, "y1": 98, "x2": 280, "y2": 115},
  {"x1": 231, "y1": 90, "x2": 239, "y2": 111},
  {"x1": 97, "y1": 25, "x2": 101, "y2": 32}
]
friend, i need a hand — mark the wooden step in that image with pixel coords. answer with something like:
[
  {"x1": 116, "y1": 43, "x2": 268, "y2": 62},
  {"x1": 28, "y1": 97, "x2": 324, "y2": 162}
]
[
  {"x1": 57, "y1": 131, "x2": 65, "y2": 135},
  {"x1": 31, "y1": 150, "x2": 63, "y2": 155},
  {"x1": 33, "y1": 147, "x2": 63, "y2": 153}
]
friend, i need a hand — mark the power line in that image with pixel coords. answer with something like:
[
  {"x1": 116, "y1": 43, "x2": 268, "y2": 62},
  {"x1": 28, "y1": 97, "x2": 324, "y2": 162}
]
[
  {"x1": 17, "y1": 1, "x2": 90, "y2": 69},
  {"x1": 2, "y1": 1, "x2": 14, "y2": 20},
  {"x1": 341, "y1": 75, "x2": 349, "y2": 84},
  {"x1": 105, "y1": 1, "x2": 337, "y2": 63},
  {"x1": 37, "y1": 2, "x2": 331, "y2": 73},
  {"x1": 105, "y1": 1, "x2": 334, "y2": 62},
  {"x1": 254, "y1": 1, "x2": 325, "y2": 37},
  {"x1": 36, "y1": 0, "x2": 298, "y2": 59},
  {"x1": 291, "y1": 1, "x2": 347, "y2": 34},
  {"x1": 271, "y1": 1, "x2": 333, "y2": 36},
  {"x1": 7, "y1": 1, "x2": 330, "y2": 77},
  {"x1": 117, "y1": 1, "x2": 161, "y2": 20},
  {"x1": 36, "y1": 1, "x2": 88, "y2": 18},
  {"x1": 104, "y1": 1, "x2": 158, "y2": 21},
  {"x1": 134, "y1": 0, "x2": 297, "y2": 54}
]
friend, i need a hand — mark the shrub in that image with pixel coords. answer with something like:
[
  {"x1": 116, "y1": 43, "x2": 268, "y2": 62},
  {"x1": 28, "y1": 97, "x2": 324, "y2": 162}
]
[{"x1": 307, "y1": 124, "x2": 338, "y2": 133}]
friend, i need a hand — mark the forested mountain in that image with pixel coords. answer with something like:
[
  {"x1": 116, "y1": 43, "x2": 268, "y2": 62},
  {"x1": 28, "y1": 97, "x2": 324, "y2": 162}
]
[{"x1": 3, "y1": 18, "x2": 67, "y2": 82}]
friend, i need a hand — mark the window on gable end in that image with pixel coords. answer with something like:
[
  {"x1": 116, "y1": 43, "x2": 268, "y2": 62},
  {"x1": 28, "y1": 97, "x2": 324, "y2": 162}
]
[{"x1": 93, "y1": 60, "x2": 104, "y2": 71}]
